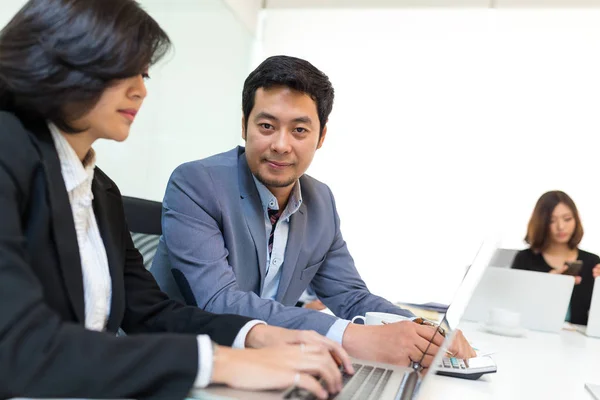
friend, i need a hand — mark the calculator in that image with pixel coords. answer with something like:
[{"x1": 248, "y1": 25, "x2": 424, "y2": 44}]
[{"x1": 435, "y1": 356, "x2": 497, "y2": 380}]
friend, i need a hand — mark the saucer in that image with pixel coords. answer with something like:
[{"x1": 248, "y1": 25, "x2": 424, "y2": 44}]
[{"x1": 482, "y1": 323, "x2": 527, "y2": 337}]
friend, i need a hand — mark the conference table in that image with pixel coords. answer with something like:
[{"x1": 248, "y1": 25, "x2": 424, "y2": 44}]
[
  {"x1": 189, "y1": 319, "x2": 599, "y2": 400},
  {"x1": 14, "y1": 320, "x2": 598, "y2": 399},
  {"x1": 418, "y1": 321, "x2": 600, "y2": 399}
]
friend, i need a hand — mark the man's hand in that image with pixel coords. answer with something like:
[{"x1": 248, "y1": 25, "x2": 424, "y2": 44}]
[
  {"x1": 304, "y1": 299, "x2": 327, "y2": 311},
  {"x1": 245, "y1": 325, "x2": 354, "y2": 373},
  {"x1": 593, "y1": 263, "x2": 600, "y2": 279},
  {"x1": 342, "y1": 321, "x2": 476, "y2": 367},
  {"x1": 342, "y1": 321, "x2": 444, "y2": 368},
  {"x1": 447, "y1": 329, "x2": 477, "y2": 359}
]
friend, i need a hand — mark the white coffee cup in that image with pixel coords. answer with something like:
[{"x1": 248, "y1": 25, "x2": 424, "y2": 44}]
[
  {"x1": 487, "y1": 307, "x2": 521, "y2": 329},
  {"x1": 351, "y1": 312, "x2": 412, "y2": 325}
]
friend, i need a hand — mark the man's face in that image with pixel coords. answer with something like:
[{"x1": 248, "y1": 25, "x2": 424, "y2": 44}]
[{"x1": 243, "y1": 86, "x2": 326, "y2": 191}]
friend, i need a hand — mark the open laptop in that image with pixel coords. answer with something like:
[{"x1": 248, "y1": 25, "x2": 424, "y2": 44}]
[
  {"x1": 462, "y1": 267, "x2": 575, "y2": 333},
  {"x1": 585, "y1": 383, "x2": 600, "y2": 400},
  {"x1": 190, "y1": 240, "x2": 498, "y2": 400},
  {"x1": 577, "y1": 277, "x2": 600, "y2": 338}
]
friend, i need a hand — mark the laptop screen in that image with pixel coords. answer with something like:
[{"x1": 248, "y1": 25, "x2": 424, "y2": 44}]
[
  {"x1": 444, "y1": 241, "x2": 499, "y2": 331},
  {"x1": 415, "y1": 240, "x2": 498, "y2": 378}
]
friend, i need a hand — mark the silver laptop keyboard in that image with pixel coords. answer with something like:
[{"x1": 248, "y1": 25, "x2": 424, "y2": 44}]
[{"x1": 284, "y1": 363, "x2": 401, "y2": 400}]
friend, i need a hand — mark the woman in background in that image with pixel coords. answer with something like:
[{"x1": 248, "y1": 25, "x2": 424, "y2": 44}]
[
  {"x1": 0, "y1": 0, "x2": 350, "y2": 398},
  {"x1": 512, "y1": 191, "x2": 600, "y2": 325}
]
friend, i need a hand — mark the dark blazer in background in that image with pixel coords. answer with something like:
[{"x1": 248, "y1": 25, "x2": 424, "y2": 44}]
[
  {"x1": 0, "y1": 111, "x2": 252, "y2": 400},
  {"x1": 511, "y1": 248, "x2": 599, "y2": 325}
]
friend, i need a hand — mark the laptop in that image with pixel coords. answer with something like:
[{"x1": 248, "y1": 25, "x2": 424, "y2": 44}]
[
  {"x1": 462, "y1": 267, "x2": 575, "y2": 333},
  {"x1": 577, "y1": 277, "x2": 600, "y2": 338},
  {"x1": 488, "y1": 248, "x2": 518, "y2": 268},
  {"x1": 190, "y1": 241, "x2": 498, "y2": 400},
  {"x1": 586, "y1": 383, "x2": 600, "y2": 400}
]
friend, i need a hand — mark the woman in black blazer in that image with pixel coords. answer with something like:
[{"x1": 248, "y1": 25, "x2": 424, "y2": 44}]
[
  {"x1": 511, "y1": 191, "x2": 600, "y2": 325},
  {"x1": 0, "y1": 1, "x2": 350, "y2": 399}
]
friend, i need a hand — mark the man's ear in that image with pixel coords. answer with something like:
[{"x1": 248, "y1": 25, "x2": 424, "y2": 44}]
[
  {"x1": 241, "y1": 116, "x2": 247, "y2": 141},
  {"x1": 316, "y1": 124, "x2": 327, "y2": 149}
]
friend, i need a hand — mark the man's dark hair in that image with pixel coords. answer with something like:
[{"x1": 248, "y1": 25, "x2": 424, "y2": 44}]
[
  {"x1": 242, "y1": 55, "x2": 334, "y2": 136},
  {"x1": 0, "y1": 0, "x2": 171, "y2": 133}
]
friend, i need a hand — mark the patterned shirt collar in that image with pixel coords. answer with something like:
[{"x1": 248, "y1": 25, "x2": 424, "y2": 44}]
[{"x1": 252, "y1": 175, "x2": 303, "y2": 219}]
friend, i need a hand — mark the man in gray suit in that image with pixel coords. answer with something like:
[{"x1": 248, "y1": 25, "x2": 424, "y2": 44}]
[{"x1": 152, "y1": 56, "x2": 475, "y2": 366}]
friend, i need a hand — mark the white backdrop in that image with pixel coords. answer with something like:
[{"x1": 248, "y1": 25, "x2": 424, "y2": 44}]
[
  {"x1": 92, "y1": 0, "x2": 254, "y2": 201},
  {"x1": 258, "y1": 9, "x2": 600, "y2": 304},
  {"x1": 1, "y1": 0, "x2": 255, "y2": 202},
  {"x1": 4, "y1": 2, "x2": 600, "y2": 306}
]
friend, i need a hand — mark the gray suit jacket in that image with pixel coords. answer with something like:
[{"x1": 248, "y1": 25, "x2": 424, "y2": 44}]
[{"x1": 152, "y1": 146, "x2": 412, "y2": 336}]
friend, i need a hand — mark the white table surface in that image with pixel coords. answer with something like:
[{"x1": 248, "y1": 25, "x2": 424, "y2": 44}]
[{"x1": 417, "y1": 321, "x2": 600, "y2": 400}]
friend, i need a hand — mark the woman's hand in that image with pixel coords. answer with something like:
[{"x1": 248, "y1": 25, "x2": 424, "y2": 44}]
[
  {"x1": 245, "y1": 325, "x2": 353, "y2": 373},
  {"x1": 211, "y1": 344, "x2": 351, "y2": 399},
  {"x1": 549, "y1": 265, "x2": 567, "y2": 274},
  {"x1": 593, "y1": 263, "x2": 600, "y2": 279},
  {"x1": 549, "y1": 265, "x2": 581, "y2": 284}
]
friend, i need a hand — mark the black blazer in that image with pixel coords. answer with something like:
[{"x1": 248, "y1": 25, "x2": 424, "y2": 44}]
[
  {"x1": 0, "y1": 111, "x2": 252, "y2": 399},
  {"x1": 511, "y1": 248, "x2": 599, "y2": 325}
]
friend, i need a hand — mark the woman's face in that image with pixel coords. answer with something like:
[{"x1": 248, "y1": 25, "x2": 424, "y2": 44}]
[
  {"x1": 549, "y1": 202, "x2": 576, "y2": 245},
  {"x1": 70, "y1": 73, "x2": 148, "y2": 142}
]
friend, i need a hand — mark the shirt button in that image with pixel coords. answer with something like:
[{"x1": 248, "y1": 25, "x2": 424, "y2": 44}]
[{"x1": 273, "y1": 258, "x2": 279, "y2": 265}]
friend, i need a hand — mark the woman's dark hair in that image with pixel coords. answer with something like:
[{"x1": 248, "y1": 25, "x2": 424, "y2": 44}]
[
  {"x1": 242, "y1": 55, "x2": 334, "y2": 137},
  {"x1": 0, "y1": 0, "x2": 171, "y2": 132},
  {"x1": 525, "y1": 190, "x2": 584, "y2": 252}
]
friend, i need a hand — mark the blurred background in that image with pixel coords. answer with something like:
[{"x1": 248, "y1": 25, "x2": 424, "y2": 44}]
[{"x1": 3, "y1": 0, "x2": 600, "y2": 305}]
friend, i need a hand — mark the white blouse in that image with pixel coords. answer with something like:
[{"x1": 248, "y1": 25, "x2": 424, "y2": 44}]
[{"x1": 49, "y1": 123, "x2": 112, "y2": 332}]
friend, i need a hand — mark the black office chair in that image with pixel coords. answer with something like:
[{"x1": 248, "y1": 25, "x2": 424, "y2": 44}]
[
  {"x1": 122, "y1": 196, "x2": 162, "y2": 269},
  {"x1": 122, "y1": 196, "x2": 185, "y2": 304}
]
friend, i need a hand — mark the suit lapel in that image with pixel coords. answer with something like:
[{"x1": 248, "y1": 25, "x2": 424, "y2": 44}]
[
  {"x1": 92, "y1": 176, "x2": 124, "y2": 333},
  {"x1": 276, "y1": 202, "x2": 307, "y2": 303},
  {"x1": 238, "y1": 150, "x2": 268, "y2": 284},
  {"x1": 35, "y1": 128, "x2": 86, "y2": 323}
]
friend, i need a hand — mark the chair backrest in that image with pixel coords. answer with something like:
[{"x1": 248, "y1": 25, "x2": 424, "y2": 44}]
[
  {"x1": 122, "y1": 196, "x2": 162, "y2": 270},
  {"x1": 122, "y1": 196, "x2": 162, "y2": 235},
  {"x1": 122, "y1": 196, "x2": 186, "y2": 303},
  {"x1": 489, "y1": 248, "x2": 519, "y2": 268},
  {"x1": 130, "y1": 232, "x2": 160, "y2": 270}
]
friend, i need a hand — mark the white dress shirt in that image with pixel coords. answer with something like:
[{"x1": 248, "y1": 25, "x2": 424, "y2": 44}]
[
  {"x1": 48, "y1": 123, "x2": 264, "y2": 388},
  {"x1": 252, "y1": 175, "x2": 303, "y2": 300}
]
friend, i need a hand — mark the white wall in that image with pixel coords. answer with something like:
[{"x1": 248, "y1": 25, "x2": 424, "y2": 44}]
[
  {"x1": 1, "y1": 0, "x2": 256, "y2": 202},
  {"x1": 266, "y1": 0, "x2": 600, "y2": 7},
  {"x1": 93, "y1": 0, "x2": 254, "y2": 201},
  {"x1": 0, "y1": 0, "x2": 26, "y2": 25},
  {"x1": 4, "y1": 1, "x2": 600, "y2": 306},
  {"x1": 258, "y1": 9, "x2": 600, "y2": 304},
  {"x1": 223, "y1": 0, "x2": 262, "y2": 34}
]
